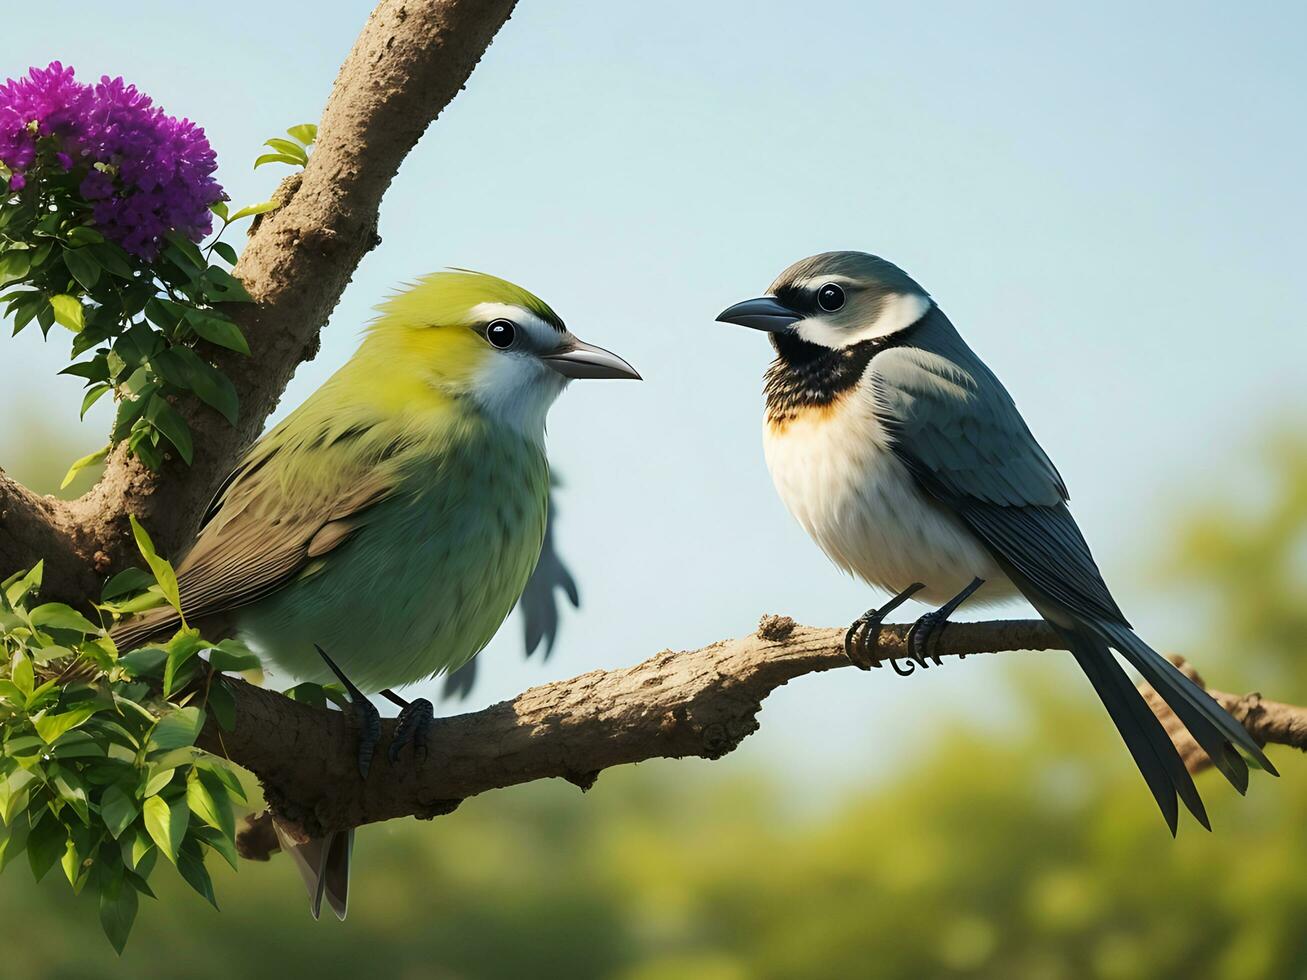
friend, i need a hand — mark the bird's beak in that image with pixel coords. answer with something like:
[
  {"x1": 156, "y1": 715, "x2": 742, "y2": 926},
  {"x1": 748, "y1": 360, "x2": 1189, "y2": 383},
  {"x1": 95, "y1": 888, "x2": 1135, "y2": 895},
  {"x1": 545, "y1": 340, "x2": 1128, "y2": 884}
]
[
  {"x1": 541, "y1": 339, "x2": 642, "y2": 380},
  {"x1": 715, "y1": 296, "x2": 801, "y2": 334}
]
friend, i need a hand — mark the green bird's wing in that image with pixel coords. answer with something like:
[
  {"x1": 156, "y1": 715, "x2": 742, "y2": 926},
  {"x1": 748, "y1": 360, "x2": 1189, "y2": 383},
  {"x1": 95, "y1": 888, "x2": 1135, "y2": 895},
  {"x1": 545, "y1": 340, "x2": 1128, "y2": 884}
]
[{"x1": 111, "y1": 426, "x2": 397, "y2": 650}]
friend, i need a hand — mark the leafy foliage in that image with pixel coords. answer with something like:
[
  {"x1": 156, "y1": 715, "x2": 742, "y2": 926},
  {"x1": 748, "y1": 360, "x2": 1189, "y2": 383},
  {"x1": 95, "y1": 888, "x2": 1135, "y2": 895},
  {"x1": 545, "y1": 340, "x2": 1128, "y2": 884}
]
[
  {"x1": 253, "y1": 124, "x2": 316, "y2": 171},
  {"x1": 0, "y1": 65, "x2": 270, "y2": 471},
  {"x1": 0, "y1": 523, "x2": 258, "y2": 953}
]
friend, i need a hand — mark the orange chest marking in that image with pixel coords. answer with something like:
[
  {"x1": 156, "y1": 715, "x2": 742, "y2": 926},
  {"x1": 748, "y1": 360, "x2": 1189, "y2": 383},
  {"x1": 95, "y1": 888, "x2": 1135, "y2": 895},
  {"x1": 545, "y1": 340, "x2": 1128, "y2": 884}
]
[{"x1": 765, "y1": 393, "x2": 852, "y2": 436}]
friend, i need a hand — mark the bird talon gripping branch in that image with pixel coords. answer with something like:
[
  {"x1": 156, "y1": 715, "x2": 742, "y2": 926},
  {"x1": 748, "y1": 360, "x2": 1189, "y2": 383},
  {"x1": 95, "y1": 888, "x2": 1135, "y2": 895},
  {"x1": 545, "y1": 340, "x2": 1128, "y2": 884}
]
[{"x1": 385, "y1": 692, "x2": 434, "y2": 765}]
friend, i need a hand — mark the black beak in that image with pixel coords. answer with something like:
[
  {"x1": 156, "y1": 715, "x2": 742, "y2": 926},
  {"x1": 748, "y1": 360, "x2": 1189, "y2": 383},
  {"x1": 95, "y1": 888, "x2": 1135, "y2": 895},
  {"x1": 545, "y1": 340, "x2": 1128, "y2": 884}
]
[{"x1": 715, "y1": 296, "x2": 801, "y2": 334}]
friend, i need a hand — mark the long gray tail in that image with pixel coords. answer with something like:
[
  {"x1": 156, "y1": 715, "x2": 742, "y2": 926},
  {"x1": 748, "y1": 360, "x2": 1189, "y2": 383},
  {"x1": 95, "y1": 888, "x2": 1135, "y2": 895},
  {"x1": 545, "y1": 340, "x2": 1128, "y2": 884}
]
[
  {"x1": 1058, "y1": 625, "x2": 1207, "y2": 833},
  {"x1": 1093, "y1": 620, "x2": 1277, "y2": 785},
  {"x1": 273, "y1": 820, "x2": 353, "y2": 920},
  {"x1": 1061, "y1": 618, "x2": 1276, "y2": 834}
]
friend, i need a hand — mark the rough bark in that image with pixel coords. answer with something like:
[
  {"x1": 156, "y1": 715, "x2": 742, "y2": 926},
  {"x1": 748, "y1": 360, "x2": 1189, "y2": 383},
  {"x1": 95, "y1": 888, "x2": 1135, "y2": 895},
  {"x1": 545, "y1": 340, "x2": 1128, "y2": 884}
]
[
  {"x1": 200, "y1": 617, "x2": 1307, "y2": 843},
  {"x1": 0, "y1": 0, "x2": 521, "y2": 600}
]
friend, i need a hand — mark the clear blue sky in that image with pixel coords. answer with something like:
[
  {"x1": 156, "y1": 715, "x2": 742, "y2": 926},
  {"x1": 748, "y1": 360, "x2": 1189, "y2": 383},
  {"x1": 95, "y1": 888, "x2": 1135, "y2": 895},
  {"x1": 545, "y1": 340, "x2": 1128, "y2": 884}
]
[{"x1": 2, "y1": 1, "x2": 1305, "y2": 788}]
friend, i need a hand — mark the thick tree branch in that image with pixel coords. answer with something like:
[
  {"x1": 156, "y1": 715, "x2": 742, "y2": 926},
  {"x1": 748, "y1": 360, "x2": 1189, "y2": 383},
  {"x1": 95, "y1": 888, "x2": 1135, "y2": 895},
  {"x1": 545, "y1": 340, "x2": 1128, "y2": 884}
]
[
  {"x1": 0, "y1": 470, "x2": 104, "y2": 596},
  {"x1": 1, "y1": 0, "x2": 520, "y2": 598},
  {"x1": 202, "y1": 617, "x2": 1307, "y2": 844}
]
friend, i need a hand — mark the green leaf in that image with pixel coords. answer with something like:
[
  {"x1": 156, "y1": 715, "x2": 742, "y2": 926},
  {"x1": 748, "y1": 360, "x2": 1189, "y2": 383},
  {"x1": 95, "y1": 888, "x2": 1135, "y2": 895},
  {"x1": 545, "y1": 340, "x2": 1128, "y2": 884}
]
[
  {"x1": 196, "y1": 758, "x2": 246, "y2": 803},
  {"x1": 200, "y1": 267, "x2": 253, "y2": 304},
  {"x1": 177, "y1": 839, "x2": 218, "y2": 908},
  {"x1": 167, "y1": 347, "x2": 239, "y2": 425},
  {"x1": 149, "y1": 706, "x2": 204, "y2": 752},
  {"x1": 65, "y1": 226, "x2": 105, "y2": 246},
  {"x1": 162, "y1": 632, "x2": 203, "y2": 698},
  {"x1": 142, "y1": 766, "x2": 176, "y2": 797},
  {"x1": 0, "y1": 249, "x2": 31, "y2": 285},
  {"x1": 63, "y1": 247, "x2": 101, "y2": 290},
  {"x1": 49, "y1": 293, "x2": 85, "y2": 332},
  {"x1": 143, "y1": 296, "x2": 183, "y2": 332},
  {"x1": 101, "y1": 567, "x2": 154, "y2": 602},
  {"x1": 227, "y1": 200, "x2": 279, "y2": 222},
  {"x1": 286, "y1": 123, "x2": 317, "y2": 146},
  {"x1": 165, "y1": 232, "x2": 208, "y2": 273},
  {"x1": 142, "y1": 794, "x2": 186, "y2": 863},
  {"x1": 91, "y1": 242, "x2": 135, "y2": 280},
  {"x1": 128, "y1": 516, "x2": 182, "y2": 619},
  {"x1": 80, "y1": 384, "x2": 111, "y2": 420},
  {"x1": 209, "y1": 200, "x2": 229, "y2": 222},
  {"x1": 29, "y1": 602, "x2": 100, "y2": 634},
  {"x1": 191, "y1": 824, "x2": 239, "y2": 870},
  {"x1": 4, "y1": 561, "x2": 42, "y2": 608},
  {"x1": 11, "y1": 652, "x2": 34, "y2": 698},
  {"x1": 118, "y1": 646, "x2": 166, "y2": 678},
  {"x1": 253, "y1": 152, "x2": 303, "y2": 169},
  {"x1": 99, "y1": 784, "x2": 139, "y2": 839},
  {"x1": 27, "y1": 816, "x2": 66, "y2": 882},
  {"x1": 34, "y1": 705, "x2": 100, "y2": 744},
  {"x1": 207, "y1": 640, "x2": 261, "y2": 673},
  {"x1": 187, "y1": 769, "x2": 235, "y2": 841},
  {"x1": 206, "y1": 678, "x2": 235, "y2": 732},
  {"x1": 50, "y1": 731, "x2": 106, "y2": 760},
  {"x1": 3, "y1": 735, "x2": 43, "y2": 758},
  {"x1": 125, "y1": 826, "x2": 153, "y2": 870},
  {"x1": 0, "y1": 768, "x2": 36, "y2": 823},
  {"x1": 262, "y1": 138, "x2": 308, "y2": 164},
  {"x1": 0, "y1": 810, "x2": 31, "y2": 871},
  {"x1": 111, "y1": 387, "x2": 156, "y2": 443},
  {"x1": 52, "y1": 767, "x2": 91, "y2": 824},
  {"x1": 211, "y1": 241, "x2": 238, "y2": 266},
  {"x1": 98, "y1": 863, "x2": 139, "y2": 954},
  {"x1": 185, "y1": 309, "x2": 249, "y2": 355}
]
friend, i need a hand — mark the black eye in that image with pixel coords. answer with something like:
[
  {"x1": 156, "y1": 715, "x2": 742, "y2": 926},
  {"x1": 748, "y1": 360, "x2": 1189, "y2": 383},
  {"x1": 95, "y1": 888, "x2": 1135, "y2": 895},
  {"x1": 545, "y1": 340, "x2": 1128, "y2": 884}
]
[
  {"x1": 817, "y1": 283, "x2": 845, "y2": 313},
  {"x1": 486, "y1": 319, "x2": 516, "y2": 349}
]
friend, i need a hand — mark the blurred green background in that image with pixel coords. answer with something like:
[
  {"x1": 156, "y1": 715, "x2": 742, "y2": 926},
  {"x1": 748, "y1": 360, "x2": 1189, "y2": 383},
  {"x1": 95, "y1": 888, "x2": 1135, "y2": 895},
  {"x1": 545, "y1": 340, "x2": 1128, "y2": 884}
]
[{"x1": 2, "y1": 422, "x2": 1304, "y2": 979}]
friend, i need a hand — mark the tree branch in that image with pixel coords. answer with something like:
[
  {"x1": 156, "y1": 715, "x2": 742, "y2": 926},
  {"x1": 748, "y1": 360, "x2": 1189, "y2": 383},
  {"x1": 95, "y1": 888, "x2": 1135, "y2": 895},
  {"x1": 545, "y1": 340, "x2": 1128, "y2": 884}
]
[
  {"x1": 203, "y1": 617, "x2": 1307, "y2": 844},
  {"x1": 2, "y1": 0, "x2": 521, "y2": 599}
]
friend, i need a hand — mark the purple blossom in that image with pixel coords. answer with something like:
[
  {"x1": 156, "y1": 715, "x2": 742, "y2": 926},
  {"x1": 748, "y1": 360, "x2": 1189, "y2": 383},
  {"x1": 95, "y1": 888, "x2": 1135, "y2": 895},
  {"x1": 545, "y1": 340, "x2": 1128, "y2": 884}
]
[{"x1": 0, "y1": 62, "x2": 224, "y2": 258}]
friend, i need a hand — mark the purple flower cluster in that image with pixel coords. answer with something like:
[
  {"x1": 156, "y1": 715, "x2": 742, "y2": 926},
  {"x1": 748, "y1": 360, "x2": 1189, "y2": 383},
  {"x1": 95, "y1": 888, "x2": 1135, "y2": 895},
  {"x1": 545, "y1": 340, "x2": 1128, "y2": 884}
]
[{"x1": 0, "y1": 62, "x2": 223, "y2": 258}]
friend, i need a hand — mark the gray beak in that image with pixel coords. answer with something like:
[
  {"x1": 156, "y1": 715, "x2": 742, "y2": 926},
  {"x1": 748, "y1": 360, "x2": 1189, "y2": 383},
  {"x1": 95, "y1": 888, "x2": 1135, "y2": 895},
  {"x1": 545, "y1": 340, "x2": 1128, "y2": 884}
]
[
  {"x1": 715, "y1": 296, "x2": 801, "y2": 334},
  {"x1": 541, "y1": 339, "x2": 642, "y2": 380}
]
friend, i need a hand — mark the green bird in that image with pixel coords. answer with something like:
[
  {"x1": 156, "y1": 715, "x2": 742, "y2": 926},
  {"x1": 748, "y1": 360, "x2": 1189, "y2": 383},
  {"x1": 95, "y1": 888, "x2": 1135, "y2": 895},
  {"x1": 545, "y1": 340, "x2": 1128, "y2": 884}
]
[{"x1": 111, "y1": 269, "x2": 640, "y2": 917}]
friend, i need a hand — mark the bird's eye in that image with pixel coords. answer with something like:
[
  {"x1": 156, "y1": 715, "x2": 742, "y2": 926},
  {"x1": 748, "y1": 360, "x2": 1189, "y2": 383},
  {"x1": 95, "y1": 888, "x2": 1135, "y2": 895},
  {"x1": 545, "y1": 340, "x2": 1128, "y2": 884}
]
[
  {"x1": 486, "y1": 319, "x2": 516, "y2": 349},
  {"x1": 817, "y1": 283, "x2": 845, "y2": 313}
]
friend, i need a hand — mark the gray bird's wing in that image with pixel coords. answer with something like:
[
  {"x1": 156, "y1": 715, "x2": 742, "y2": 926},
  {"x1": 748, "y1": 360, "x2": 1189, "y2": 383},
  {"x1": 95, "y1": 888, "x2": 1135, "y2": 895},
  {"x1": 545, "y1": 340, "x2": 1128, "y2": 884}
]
[{"x1": 870, "y1": 320, "x2": 1126, "y2": 625}]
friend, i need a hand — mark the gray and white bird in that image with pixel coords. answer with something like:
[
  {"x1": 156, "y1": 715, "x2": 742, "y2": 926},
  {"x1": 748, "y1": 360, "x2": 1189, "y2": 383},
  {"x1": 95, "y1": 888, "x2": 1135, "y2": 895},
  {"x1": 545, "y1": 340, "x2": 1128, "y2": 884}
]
[{"x1": 717, "y1": 250, "x2": 1275, "y2": 832}]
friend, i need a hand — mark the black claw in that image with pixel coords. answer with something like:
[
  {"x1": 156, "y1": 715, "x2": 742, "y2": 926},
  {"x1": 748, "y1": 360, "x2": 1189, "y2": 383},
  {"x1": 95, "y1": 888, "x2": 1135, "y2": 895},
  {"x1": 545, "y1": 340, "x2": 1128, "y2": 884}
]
[
  {"x1": 902, "y1": 577, "x2": 985, "y2": 671},
  {"x1": 844, "y1": 613, "x2": 882, "y2": 670},
  {"x1": 386, "y1": 696, "x2": 434, "y2": 765},
  {"x1": 314, "y1": 645, "x2": 380, "y2": 780},
  {"x1": 906, "y1": 612, "x2": 944, "y2": 668},
  {"x1": 845, "y1": 584, "x2": 926, "y2": 673}
]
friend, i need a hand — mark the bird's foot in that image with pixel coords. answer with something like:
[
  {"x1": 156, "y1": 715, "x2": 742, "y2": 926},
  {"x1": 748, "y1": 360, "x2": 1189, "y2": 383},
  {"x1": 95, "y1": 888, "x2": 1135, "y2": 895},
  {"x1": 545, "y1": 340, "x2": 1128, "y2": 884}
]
[
  {"x1": 314, "y1": 644, "x2": 381, "y2": 780},
  {"x1": 381, "y1": 689, "x2": 433, "y2": 765},
  {"x1": 905, "y1": 611, "x2": 948, "y2": 668},
  {"x1": 844, "y1": 583, "x2": 925, "y2": 670},
  {"x1": 904, "y1": 577, "x2": 986, "y2": 669}
]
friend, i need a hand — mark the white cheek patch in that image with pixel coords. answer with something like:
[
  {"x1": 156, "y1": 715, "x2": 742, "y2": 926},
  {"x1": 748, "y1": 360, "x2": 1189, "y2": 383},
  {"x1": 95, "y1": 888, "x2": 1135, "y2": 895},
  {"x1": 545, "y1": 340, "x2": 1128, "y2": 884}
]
[
  {"x1": 794, "y1": 292, "x2": 932, "y2": 349},
  {"x1": 465, "y1": 302, "x2": 569, "y2": 439}
]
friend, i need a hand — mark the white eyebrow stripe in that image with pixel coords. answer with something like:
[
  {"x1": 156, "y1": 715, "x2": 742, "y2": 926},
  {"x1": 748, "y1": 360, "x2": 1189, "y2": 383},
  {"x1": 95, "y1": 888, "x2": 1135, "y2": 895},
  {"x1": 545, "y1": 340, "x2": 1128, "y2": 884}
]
[{"x1": 468, "y1": 302, "x2": 561, "y2": 348}]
